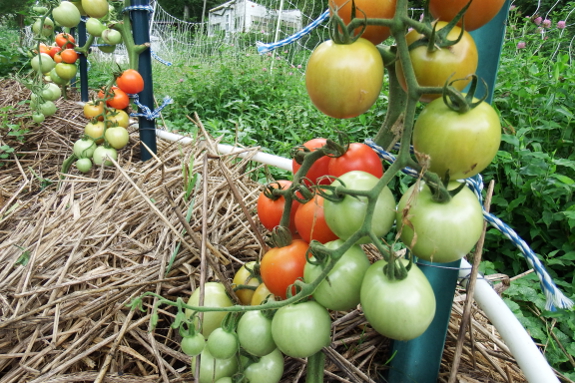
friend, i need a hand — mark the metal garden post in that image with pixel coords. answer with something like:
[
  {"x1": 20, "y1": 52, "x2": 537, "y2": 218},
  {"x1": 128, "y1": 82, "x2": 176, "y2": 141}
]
[
  {"x1": 386, "y1": 1, "x2": 511, "y2": 382},
  {"x1": 77, "y1": 20, "x2": 89, "y2": 103},
  {"x1": 130, "y1": 0, "x2": 157, "y2": 161}
]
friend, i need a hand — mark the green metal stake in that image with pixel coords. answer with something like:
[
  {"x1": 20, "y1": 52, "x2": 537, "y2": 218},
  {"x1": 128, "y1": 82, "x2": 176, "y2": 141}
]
[
  {"x1": 386, "y1": 2, "x2": 511, "y2": 382},
  {"x1": 77, "y1": 21, "x2": 89, "y2": 103}
]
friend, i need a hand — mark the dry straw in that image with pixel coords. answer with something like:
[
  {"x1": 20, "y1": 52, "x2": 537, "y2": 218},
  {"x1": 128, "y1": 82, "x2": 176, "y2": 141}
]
[{"x1": 0, "y1": 79, "x2": 530, "y2": 382}]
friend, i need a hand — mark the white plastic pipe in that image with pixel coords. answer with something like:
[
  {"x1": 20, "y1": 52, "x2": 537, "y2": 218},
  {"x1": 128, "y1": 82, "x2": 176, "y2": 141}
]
[
  {"x1": 156, "y1": 129, "x2": 557, "y2": 383},
  {"x1": 459, "y1": 258, "x2": 558, "y2": 383}
]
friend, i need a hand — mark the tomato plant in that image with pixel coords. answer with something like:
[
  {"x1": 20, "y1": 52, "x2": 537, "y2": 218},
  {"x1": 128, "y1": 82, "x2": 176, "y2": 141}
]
[
  {"x1": 116, "y1": 69, "x2": 145, "y2": 94},
  {"x1": 83, "y1": 101, "x2": 104, "y2": 119},
  {"x1": 106, "y1": 109, "x2": 130, "y2": 128},
  {"x1": 191, "y1": 347, "x2": 238, "y2": 383},
  {"x1": 429, "y1": 0, "x2": 506, "y2": 32},
  {"x1": 260, "y1": 239, "x2": 308, "y2": 299},
  {"x1": 82, "y1": 0, "x2": 109, "y2": 19},
  {"x1": 207, "y1": 327, "x2": 238, "y2": 360},
  {"x1": 237, "y1": 310, "x2": 276, "y2": 357},
  {"x1": 306, "y1": 38, "x2": 384, "y2": 119},
  {"x1": 181, "y1": 333, "x2": 205, "y2": 357},
  {"x1": 60, "y1": 49, "x2": 78, "y2": 64},
  {"x1": 396, "y1": 181, "x2": 484, "y2": 263},
  {"x1": 292, "y1": 138, "x2": 331, "y2": 185},
  {"x1": 244, "y1": 348, "x2": 284, "y2": 383},
  {"x1": 271, "y1": 300, "x2": 331, "y2": 358},
  {"x1": 328, "y1": 143, "x2": 383, "y2": 179},
  {"x1": 360, "y1": 259, "x2": 436, "y2": 340},
  {"x1": 323, "y1": 171, "x2": 396, "y2": 244},
  {"x1": 294, "y1": 194, "x2": 338, "y2": 244},
  {"x1": 330, "y1": 0, "x2": 396, "y2": 45},
  {"x1": 55, "y1": 63, "x2": 77, "y2": 81},
  {"x1": 304, "y1": 239, "x2": 370, "y2": 311},
  {"x1": 73, "y1": 138, "x2": 96, "y2": 159},
  {"x1": 257, "y1": 180, "x2": 298, "y2": 233},
  {"x1": 185, "y1": 282, "x2": 233, "y2": 337},
  {"x1": 232, "y1": 261, "x2": 260, "y2": 305},
  {"x1": 395, "y1": 22, "x2": 478, "y2": 102},
  {"x1": 412, "y1": 95, "x2": 501, "y2": 180},
  {"x1": 84, "y1": 120, "x2": 105, "y2": 143}
]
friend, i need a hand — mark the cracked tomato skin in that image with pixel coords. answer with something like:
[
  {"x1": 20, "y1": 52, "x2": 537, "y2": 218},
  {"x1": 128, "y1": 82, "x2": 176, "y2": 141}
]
[
  {"x1": 306, "y1": 38, "x2": 384, "y2": 119},
  {"x1": 412, "y1": 95, "x2": 501, "y2": 180}
]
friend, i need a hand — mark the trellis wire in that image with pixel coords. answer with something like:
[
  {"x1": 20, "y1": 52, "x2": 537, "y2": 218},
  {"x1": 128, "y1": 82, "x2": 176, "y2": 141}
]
[{"x1": 365, "y1": 139, "x2": 574, "y2": 311}]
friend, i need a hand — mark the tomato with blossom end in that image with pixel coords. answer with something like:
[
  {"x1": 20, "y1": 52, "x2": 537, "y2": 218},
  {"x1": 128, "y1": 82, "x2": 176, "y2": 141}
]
[
  {"x1": 260, "y1": 239, "x2": 308, "y2": 299},
  {"x1": 328, "y1": 142, "x2": 383, "y2": 179},
  {"x1": 292, "y1": 138, "x2": 331, "y2": 185}
]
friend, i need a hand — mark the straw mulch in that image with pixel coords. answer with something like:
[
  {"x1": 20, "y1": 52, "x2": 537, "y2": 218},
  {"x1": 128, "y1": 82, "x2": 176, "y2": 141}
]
[{"x1": 0, "y1": 78, "x2": 532, "y2": 383}]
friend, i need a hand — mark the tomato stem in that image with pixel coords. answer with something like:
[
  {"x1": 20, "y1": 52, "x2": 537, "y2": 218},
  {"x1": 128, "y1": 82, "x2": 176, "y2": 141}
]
[{"x1": 306, "y1": 351, "x2": 326, "y2": 383}]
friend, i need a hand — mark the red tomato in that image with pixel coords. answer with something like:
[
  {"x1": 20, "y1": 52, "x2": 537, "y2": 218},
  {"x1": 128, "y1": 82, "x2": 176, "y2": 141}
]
[
  {"x1": 429, "y1": 0, "x2": 506, "y2": 32},
  {"x1": 260, "y1": 239, "x2": 309, "y2": 299},
  {"x1": 60, "y1": 49, "x2": 78, "y2": 64},
  {"x1": 257, "y1": 180, "x2": 299, "y2": 233},
  {"x1": 47, "y1": 46, "x2": 62, "y2": 58},
  {"x1": 328, "y1": 143, "x2": 383, "y2": 178},
  {"x1": 330, "y1": 0, "x2": 396, "y2": 45},
  {"x1": 294, "y1": 194, "x2": 338, "y2": 244},
  {"x1": 98, "y1": 86, "x2": 130, "y2": 110},
  {"x1": 116, "y1": 69, "x2": 145, "y2": 94},
  {"x1": 55, "y1": 33, "x2": 76, "y2": 49},
  {"x1": 292, "y1": 138, "x2": 331, "y2": 185}
]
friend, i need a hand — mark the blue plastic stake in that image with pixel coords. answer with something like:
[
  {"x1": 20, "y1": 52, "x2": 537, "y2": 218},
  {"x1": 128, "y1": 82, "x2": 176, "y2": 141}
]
[
  {"x1": 130, "y1": 0, "x2": 157, "y2": 161},
  {"x1": 386, "y1": 2, "x2": 511, "y2": 382}
]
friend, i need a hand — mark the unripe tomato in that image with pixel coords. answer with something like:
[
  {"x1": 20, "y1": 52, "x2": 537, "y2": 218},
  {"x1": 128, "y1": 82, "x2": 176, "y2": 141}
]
[
  {"x1": 106, "y1": 109, "x2": 130, "y2": 127},
  {"x1": 52, "y1": 1, "x2": 81, "y2": 28},
  {"x1": 73, "y1": 138, "x2": 96, "y2": 159},
  {"x1": 86, "y1": 17, "x2": 106, "y2": 36},
  {"x1": 250, "y1": 283, "x2": 275, "y2": 305},
  {"x1": 181, "y1": 333, "x2": 205, "y2": 356},
  {"x1": 32, "y1": 18, "x2": 54, "y2": 37},
  {"x1": 83, "y1": 101, "x2": 104, "y2": 119},
  {"x1": 104, "y1": 126, "x2": 130, "y2": 149},
  {"x1": 237, "y1": 310, "x2": 276, "y2": 356},
  {"x1": 39, "y1": 101, "x2": 57, "y2": 117},
  {"x1": 31, "y1": 53, "x2": 55, "y2": 74},
  {"x1": 75, "y1": 158, "x2": 93, "y2": 173},
  {"x1": 185, "y1": 282, "x2": 233, "y2": 337},
  {"x1": 232, "y1": 261, "x2": 260, "y2": 305},
  {"x1": 81, "y1": 0, "x2": 109, "y2": 19},
  {"x1": 84, "y1": 120, "x2": 105, "y2": 143},
  {"x1": 92, "y1": 146, "x2": 117, "y2": 166},
  {"x1": 101, "y1": 29, "x2": 122, "y2": 45},
  {"x1": 191, "y1": 347, "x2": 238, "y2": 383},
  {"x1": 55, "y1": 63, "x2": 77, "y2": 81}
]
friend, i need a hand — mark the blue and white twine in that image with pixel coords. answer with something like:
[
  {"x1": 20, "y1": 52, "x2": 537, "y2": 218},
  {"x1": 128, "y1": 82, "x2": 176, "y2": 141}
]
[
  {"x1": 365, "y1": 139, "x2": 574, "y2": 311},
  {"x1": 256, "y1": 9, "x2": 330, "y2": 54},
  {"x1": 130, "y1": 94, "x2": 173, "y2": 120}
]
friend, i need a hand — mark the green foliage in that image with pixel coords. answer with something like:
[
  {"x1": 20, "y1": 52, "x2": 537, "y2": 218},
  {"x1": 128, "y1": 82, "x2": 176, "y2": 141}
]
[
  {"x1": 0, "y1": 104, "x2": 29, "y2": 167},
  {"x1": 0, "y1": 26, "x2": 30, "y2": 77}
]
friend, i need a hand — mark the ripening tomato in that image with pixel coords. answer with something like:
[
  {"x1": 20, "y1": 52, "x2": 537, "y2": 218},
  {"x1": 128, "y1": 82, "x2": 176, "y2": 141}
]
[
  {"x1": 46, "y1": 46, "x2": 62, "y2": 58},
  {"x1": 106, "y1": 108, "x2": 130, "y2": 128},
  {"x1": 250, "y1": 283, "x2": 276, "y2": 305},
  {"x1": 330, "y1": 0, "x2": 396, "y2": 45},
  {"x1": 81, "y1": 0, "x2": 109, "y2": 19},
  {"x1": 328, "y1": 142, "x2": 383, "y2": 178},
  {"x1": 243, "y1": 348, "x2": 284, "y2": 383},
  {"x1": 53, "y1": 52, "x2": 63, "y2": 63},
  {"x1": 52, "y1": 1, "x2": 81, "y2": 28},
  {"x1": 60, "y1": 49, "x2": 78, "y2": 64},
  {"x1": 429, "y1": 0, "x2": 506, "y2": 31},
  {"x1": 84, "y1": 101, "x2": 104, "y2": 119},
  {"x1": 395, "y1": 22, "x2": 478, "y2": 102},
  {"x1": 360, "y1": 259, "x2": 436, "y2": 341},
  {"x1": 260, "y1": 239, "x2": 309, "y2": 299},
  {"x1": 116, "y1": 69, "x2": 145, "y2": 94},
  {"x1": 84, "y1": 120, "x2": 105, "y2": 143},
  {"x1": 396, "y1": 181, "x2": 484, "y2": 263},
  {"x1": 98, "y1": 86, "x2": 130, "y2": 110},
  {"x1": 294, "y1": 194, "x2": 338, "y2": 244},
  {"x1": 412, "y1": 95, "x2": 501, "y2": 180},
  {"x1": 306, "y1": 38, "x2": 384, "y2": 119},
  {"x1": 232, "y1": 261, "x2": 261, "y2": 305},
  {"x1": 92, "y1": 146, "x2": 117, "y2": 166},
  {"x1": 105, "y1": 126, "x2": 130, "y2": 150},
  {"x1": 292, "y1": 138, "x2": 331, "y2": 185},
  {"x1": 54, "y1": 63, "x2": 77, "y2": 80},
  {"x1": 55, "y1": 33, "x2": 75, "y2": 49},
  {"x1": 257, "y1": 180, "x2": 299, "y2": 233}
]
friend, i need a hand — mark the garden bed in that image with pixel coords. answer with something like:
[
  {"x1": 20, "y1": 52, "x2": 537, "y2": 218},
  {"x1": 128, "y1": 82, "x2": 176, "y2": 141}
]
[{"x1": 0, "y1": 78, "x2": 528, "y2": 382}]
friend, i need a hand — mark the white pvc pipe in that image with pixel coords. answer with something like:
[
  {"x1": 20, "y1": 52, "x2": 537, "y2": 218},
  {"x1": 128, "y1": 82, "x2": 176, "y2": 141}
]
[
  {"x1": 156, "y1": 129, "x2": 557, "y2": 383},
  {"x1": 459, "y1": 258, "x2": 558, "y2": 383}
]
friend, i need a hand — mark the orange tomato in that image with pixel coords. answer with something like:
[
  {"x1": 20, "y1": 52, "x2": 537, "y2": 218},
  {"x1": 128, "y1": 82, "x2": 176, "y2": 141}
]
[
  {"x1": 60, "y1": 49, "x2": 78, "y2": 64},
  {"x1": 330, "y1": 0, "x2": 396, "y2": 45},
  {"x1": 55, "y1": 33, "x2": 76, "y2": 49}
]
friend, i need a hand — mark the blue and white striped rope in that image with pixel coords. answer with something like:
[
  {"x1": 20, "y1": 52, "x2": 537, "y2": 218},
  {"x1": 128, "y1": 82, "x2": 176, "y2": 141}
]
[
  {"x1": 130, "y1": 94, "x2": 173, "y2": 120},
  {"x1": 151, "y1": 49, "x2": 172, "y2": 66},
  {"x1": 121, "y1": 5, "x2": 155, "y2": 14},
  {"x1": 365, "y1": 138, "x2": 574, "y2": 311},
  {"x1": 256, "y1": 9, "x2": 330, "y2": 54}
]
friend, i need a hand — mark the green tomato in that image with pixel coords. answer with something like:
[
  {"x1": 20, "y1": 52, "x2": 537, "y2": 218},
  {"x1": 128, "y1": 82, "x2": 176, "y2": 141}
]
[
  {"x1": 52, "y1": 1, "x2": 81, "y2": 28},
  {"x1": 237, "y1": 310, "x2": 276, "y2": 357},
  {"x1": 101, "y1": 29, "x2": 122, "y2": 45},
  {"x1": 360, "y1": 259, "x2": 436, "y2": 341},
  {"x1": 191, "y1": 347, "x2": 238, "y2": 383},
  {"x1": 86, "y1": 17, "x2": 106, "y2": 36},
  {"x1": 323, "y1": 170, "x2": 396, "y2": 244},
  {"x1": 207, "y1": 328, "x2": 238, "y2": 360},
  {"x1": 396, "y1": 181, "x2": 484, "y2": 263},
  {"x1": 32, "y1": 113, "x2": 45, "y2": 124},
  {"x1": 92, "y1": 146, "x2": 117, "y2": 166},
  {"x1": 181, "y1": 333, "x2": 205, "y2": 357},
  {"x1": 41, "y1": 83, "x2": 61, "y2": 101},
  {"x1": 50, "y1": 68, "x2": 69, "y2": 86},
  {"x1": 75, "y1": 158, "x2": 93, "y2": 173},
  {"x1": 304, "y1": 239, "x2": 370, "y2": 311},
  {"x1": 271, "y1": 300, "x2": 331, "y2": 358},
  {"x1": 55, "y1": 63, "x2": 77, "y2": 81},
  {"x1": 214, "y1": 378, "x2": 233, "y2": 383},
  {"x1": 244, "y1": 348, "x2": 284, "y2": 383},
  {"x1": 96, "y1": 37, "x2": 116, "y2": 53},
  {"x1": 185, "y1": 282, "x2": 233, "y2": 337},
  {"x1": 31, "y1": 53, "x2": 55, "y2": 74},
  {"x1": 32, "y1": 18, "x2": 54, "y2": 37},
  {"x1": 39, "y1": 101, "x2": 57, "y2": 117},
  {"x1": 73, "y1": 138, "x2": 96, "y2": 159},
  {"x1": 81, "y1": 0, "x2": 109, "y2": 18},
  {"x1": 412, "y1": 95, "x2": 501, "y2": 180},
  {"x1": 104, "y1": 127, "x2": 129, "y2": 150}
]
